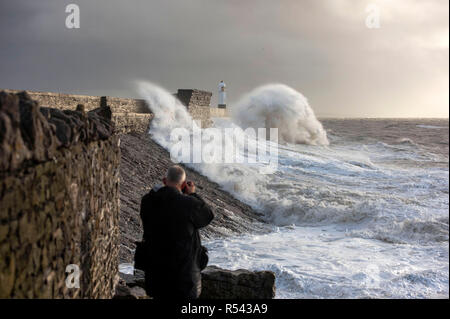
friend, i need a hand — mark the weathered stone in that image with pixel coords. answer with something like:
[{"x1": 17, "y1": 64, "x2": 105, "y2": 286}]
[
  {"x1": 113, "y1": 277, "x2": 149, "y2": 300},
  {"x1": 112, "y1": 113, "x2": 152, "y2": 134},
  {"x1": 16, "y1": 91, "x2": 58, "y2": 162},
  {"x1": 31, "y1": 243, "x2": 41, "y2": 270},
  {"x1": 41, "y1": 246, "x2": 49, "y2": 269},
  {"x1": 175, "y1": 89, "x2": 213, "y2": 128},
  {"x1": 76, "y1": 104, "x2": 85, "y2": 113},
  {"x1": 89, "y1": 105, "x2": 112, "y2": 122},
  {"x1": 200, "y1": 266, "x2": 276, "y2": 299},
  {"x1": 0, "y1": 93, "x2": 120, "y2": 298},
  {"x1": 113, "y1": 284, "x2": 136, "y2": 299},
  {"x1": 0, "y1": 253, "x2": 15, "y2": 298},
  {"x1": 0, "y1": 91, "x2": 115, "y2": 174},
  {"x1": 115, "y1": 266, "x2": 276, "y2": 300},
  {"x1": 19, "y1": 213, "x2": 36, "y2": 244},
  {"x1": 0, "y1": 222, "x2": 8, "y2": 239},
  {"x1": 0, "y1": 92, "x2": 32, "y2": 172},
  {"x1": 119, "y1": 269, "x2": 145, "y2": 289}
]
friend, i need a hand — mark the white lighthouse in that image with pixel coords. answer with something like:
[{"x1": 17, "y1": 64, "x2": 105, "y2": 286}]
[{"x1": 218, "y1": 80, "x2": 226, "y2": 108}]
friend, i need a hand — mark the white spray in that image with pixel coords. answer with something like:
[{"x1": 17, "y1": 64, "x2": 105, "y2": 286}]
[
  {"x1": 136, "y1": 81, "x2": 332, "y2": 221},
  {"x1": 231, "y1": 84, "x2": 329, "y2": 145}
]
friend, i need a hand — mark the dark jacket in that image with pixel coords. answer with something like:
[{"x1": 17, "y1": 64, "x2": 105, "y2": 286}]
[{"x1": 139, "y1": 185, "x2": 214, "y2": 299}]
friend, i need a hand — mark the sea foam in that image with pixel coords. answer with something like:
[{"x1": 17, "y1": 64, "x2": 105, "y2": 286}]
[{"x1": 231, "y1": 84, "x2": 329, "y2": 145}]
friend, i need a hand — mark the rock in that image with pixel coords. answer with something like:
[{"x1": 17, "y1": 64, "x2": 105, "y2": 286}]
[
  {"x1": 0, "y1": 92, "x2": 33, "y2": 171},
  {"x1": 40, "y1": 106, "x2": 114, "y2": 145},
  {"x1": 119, "y1": 269, "x2": 145, "y2": 289},
  {"x1": 116, "y1": 266, "x2": 275, "y2": 299},
  {"x1": 42, "y1": 113, "x2": 71, "y2": 146},
  {"x1": 90, "y1": 105, "x2": 112, "y2": 122},
  {"x1": 76, "y1": 104, "x2": 85, "y2": 113},
  {"x1": 113, "y1": 280, "x2": 148, "y2": 299},
  {"x1": 113, "y1": 284, "x2": 136, "y2": 299},
  {"x1": 87, "y1": 107, "x2": 113, "y2": 139},
  {"x1": 0, "y1": 253, "x2": 15, "y2": 298},
  {"x1": 15, "y1": 91, "x2": 59, "y2": 163},
  {"x1": 0, "y1": 91, "x2": 115, "y2": 173},
  {"x1": 134, "y1": 269, "x2": 146, "y2": 286},
  {"x1": 200, "y1": 266, "x2": 276, "y2": 299},
  {"x1": 129, "y1": 286, "x2": 148, "y2": 299}
]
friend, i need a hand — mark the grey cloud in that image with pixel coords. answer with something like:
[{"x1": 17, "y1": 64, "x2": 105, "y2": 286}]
[{"x1": 0, "y1": 0, "x2": 448, "y2": 117}]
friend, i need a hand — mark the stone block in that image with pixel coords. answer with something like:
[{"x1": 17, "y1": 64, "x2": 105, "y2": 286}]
[{"x1": 200, "y1": 266, "x2": 276, "y2": 299}]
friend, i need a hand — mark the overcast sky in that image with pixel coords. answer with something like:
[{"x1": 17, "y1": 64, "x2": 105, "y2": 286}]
[{"x1": 0, "y1": 0, "x2": 448, "y2": 117}]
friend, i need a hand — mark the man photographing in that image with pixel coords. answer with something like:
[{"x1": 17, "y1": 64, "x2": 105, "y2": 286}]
[{"x1": 139, "y1": 165, "x2": 214, "y2": 299}]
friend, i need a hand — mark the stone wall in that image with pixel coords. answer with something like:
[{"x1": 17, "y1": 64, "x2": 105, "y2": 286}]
[
  {"x1": 2, "y1": 90, "x2": 150, "y2": 114},
  {"x1": 2, "y1": 89, "x2": 152, "y2": 134},
  {"x1": 2, "y1": 90, "x2": 102, "y2": 112},
  {"x1": 210, "y1": 107, "x2": 228, "y2": 118},
  {"x1": 106, "y1": 97, "x2": 149, "y2": 114},
  {"x1": 176, "y1": 89, "x2": 212, "y2": 108},
  {"x1": 0, "y1": 91, "x2": 120, "y2": 298},
  {"x1": 1, "y1": 87, "x2": 228, "y2": 132},
  {"x1": 113, "y1": 113, "x2": 153, "y2": 135},
  {"x1": 176, "y1": 89, "x2": 213, "y2": 127}
]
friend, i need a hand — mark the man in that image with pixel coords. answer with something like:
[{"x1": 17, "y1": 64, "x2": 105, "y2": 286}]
[{"x1": 140, "y1": 165, "x2": 214, "y2": 300}]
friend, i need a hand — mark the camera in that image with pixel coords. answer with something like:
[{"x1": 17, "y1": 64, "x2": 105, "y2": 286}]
[{"x1": 182, "y1": 181, "x2": 192, "y2": 194}]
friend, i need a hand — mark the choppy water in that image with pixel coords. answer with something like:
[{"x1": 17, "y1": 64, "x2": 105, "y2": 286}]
[
  {"x1": 135, "y1": 82, "x2": 449, "y2": 299},
  {"x1": 205, "y1": 118, "x2": 449, "y2": 298}
]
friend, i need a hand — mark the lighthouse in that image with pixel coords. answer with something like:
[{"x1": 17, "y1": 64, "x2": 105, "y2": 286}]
[{"x1": 218, "y1": 80, "x2": 226, "y2": 108}]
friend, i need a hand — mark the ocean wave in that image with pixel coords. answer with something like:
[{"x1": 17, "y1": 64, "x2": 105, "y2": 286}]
[
  {"x1": 136, "y1": 80, "x2": 449, "y2": 245},
  {"x1": 396, "y1": 138, "x2": 419, "y2": 146},
  {"x1": 231, "y1": 84, "x2": 329, "y2": 145},
  {"x1": 349, "y1": 217, "x2": 449, "y2": 244},
  {"x1": 259, "y1": 197, "x2": 378, "y2": 226},
  {"x1": 416, "y1": 124, "x2": 446, "y2": 129}
]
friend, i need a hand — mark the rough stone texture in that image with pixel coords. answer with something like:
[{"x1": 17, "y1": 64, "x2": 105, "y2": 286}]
[
  {"x1": 114, "y1": 267, "x2": 276, "y2": 299},
  {"x1": 114, "y1": 270, "x2": 149, "y2": 299},
  {"x1": 210, "y1": 108, "x2": 228, "y2": 118},
  {"x1": 0, "y1": 91, "x2": 115, "y2": 172},
  {"x1": 113, "y1": 113, "x2": 153, "y2": 134},
  {"x1": 119, "y1": 269, "x2": 146, "y2": 289},
  {"x1": 0, "y1": 91, "x2": 120, "y2": 298},
  {"x1": 2, "y1": 90, "x2": 153, "y2": 135},
  {"x1": 107, "y1": 97, "x2": 149, "y2": 114},
  {"x1": 176, "y1": 89, "x2": 212, "y2": 108},
  {"x1": 2, "y1": 88, "x2": 229, "y2": 131},
  {"x1": 0, "y1": 92, "x2": 57, "y2": 172},
  {"x1": 189, "y1": 105, "x2": 213, "y2": 128},
  {"x1": 200, "y1": 266, "x2": 276, "y2": 299},
  {"x1": 118, "y1": 132, "x2": 269, "y2": 264},
  {"x1": 2, "y1": 90, "x2": 102, "y2": 112},
  {"x1": 2, "y1": 90, "x2": 150, "y2": 114},
  {"x1": 113, "y1": 278, "x2": 148, "y2": 299},
  {"x1": 176, "y1": 89, "x2": 213, "y2": 128}
]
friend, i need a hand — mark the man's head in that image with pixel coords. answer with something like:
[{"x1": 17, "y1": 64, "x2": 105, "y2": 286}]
[{"x1": 163, "y1": 165, "x2": 186, "y2": 191}]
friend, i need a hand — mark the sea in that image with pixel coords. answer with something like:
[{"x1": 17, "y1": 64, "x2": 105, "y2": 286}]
[{"x1": 129, "y1": 82, "x2": 449, "y2": 299}]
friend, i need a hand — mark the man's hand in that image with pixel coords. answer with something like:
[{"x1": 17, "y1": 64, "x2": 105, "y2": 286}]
[{"x1": 184, "y1": 181, "x2": 196, "y2": 194}]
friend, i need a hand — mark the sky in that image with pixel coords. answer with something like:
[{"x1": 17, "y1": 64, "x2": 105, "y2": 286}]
[{"x1": 0, "y1": 0, "x2": 448, "y2": 118}]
